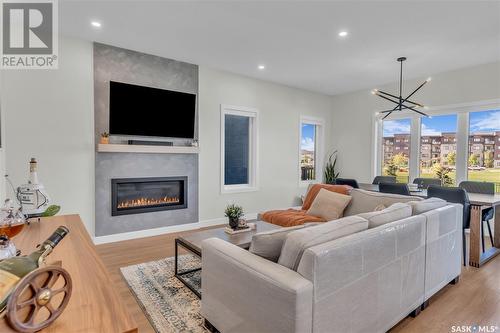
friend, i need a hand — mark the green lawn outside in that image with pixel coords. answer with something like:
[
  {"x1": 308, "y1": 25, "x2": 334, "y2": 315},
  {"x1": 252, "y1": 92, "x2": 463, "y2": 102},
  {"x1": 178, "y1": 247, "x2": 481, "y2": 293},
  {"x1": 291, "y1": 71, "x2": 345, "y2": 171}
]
[{"x1": 391, "y1": 169, "x2": 500, "y2": 192}]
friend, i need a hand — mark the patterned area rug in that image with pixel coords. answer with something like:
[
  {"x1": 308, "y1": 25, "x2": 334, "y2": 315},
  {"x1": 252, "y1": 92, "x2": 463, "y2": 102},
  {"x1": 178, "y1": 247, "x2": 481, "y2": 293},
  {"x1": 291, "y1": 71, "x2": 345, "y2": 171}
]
[{"x1": 120, "y1": 255, "x2": 209, "y2": 333}]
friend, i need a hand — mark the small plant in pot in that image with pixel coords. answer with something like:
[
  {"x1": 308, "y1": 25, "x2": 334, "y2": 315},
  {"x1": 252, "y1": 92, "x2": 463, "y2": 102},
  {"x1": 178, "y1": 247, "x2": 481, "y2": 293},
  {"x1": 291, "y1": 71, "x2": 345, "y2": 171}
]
[
  {"x1": 100, "y1": 132, "x2": 110, "y2": 144},
  {"x1": 225, "y1": 204, "x2": 244, "y2": 230}
]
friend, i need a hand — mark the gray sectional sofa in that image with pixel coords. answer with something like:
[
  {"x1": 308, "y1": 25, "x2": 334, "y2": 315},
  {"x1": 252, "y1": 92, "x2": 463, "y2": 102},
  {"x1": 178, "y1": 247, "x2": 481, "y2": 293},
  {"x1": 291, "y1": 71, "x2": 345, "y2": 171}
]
[{"x1": 201, "y1": 189, "x2": 462, "y2": 333}]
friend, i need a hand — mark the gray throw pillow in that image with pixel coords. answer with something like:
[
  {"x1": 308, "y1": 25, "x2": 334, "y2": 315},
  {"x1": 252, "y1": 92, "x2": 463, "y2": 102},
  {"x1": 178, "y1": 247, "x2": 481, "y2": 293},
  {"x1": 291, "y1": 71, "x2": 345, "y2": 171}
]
[
  {"x1": 249, "y1": 225, "x2": 307, "y2": 262},
  {"x1": 344, "y1": 189, "x2": 422, "y2": 216},
  {"x1": 408, "y1": 197, "x2": 447, "y2": 215},
  {"x1": 358, "y1": 202, "x2": 412, "y2": 228},
  {"x1": 278, "y1": 215, "x2": 369, "y2": 270}
]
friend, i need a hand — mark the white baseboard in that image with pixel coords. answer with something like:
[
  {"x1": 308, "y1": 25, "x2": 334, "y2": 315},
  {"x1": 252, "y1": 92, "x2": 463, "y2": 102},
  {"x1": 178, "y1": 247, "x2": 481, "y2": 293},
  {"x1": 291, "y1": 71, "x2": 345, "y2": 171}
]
[{"x1": 93, "y1": 213, "x2": 258, "y2": 245}]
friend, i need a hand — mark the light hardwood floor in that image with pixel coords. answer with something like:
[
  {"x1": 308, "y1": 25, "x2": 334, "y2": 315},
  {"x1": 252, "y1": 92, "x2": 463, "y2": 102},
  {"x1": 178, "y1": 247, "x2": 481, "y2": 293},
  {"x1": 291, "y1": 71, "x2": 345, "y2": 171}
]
[{"x1": 97, "y1": 229, "x2": 500, "y2": 333}]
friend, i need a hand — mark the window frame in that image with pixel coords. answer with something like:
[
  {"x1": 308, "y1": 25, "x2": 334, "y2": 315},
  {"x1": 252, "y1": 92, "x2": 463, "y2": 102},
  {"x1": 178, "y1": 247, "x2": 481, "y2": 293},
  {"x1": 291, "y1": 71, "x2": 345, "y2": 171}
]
[
  {"x1": 220, "y1": 104, "x2": 259, "y2": 194},
  {"x1": 298, "y1": 115, "x2": 325, "y2": 186},
  {"x1": 373, "y1": 99, "x2": 500, "y2": 185}
]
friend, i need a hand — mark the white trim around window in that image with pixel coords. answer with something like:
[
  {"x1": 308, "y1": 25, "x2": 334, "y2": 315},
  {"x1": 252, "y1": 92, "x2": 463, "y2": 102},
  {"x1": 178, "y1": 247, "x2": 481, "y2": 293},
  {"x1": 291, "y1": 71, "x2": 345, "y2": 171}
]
[
  {"x1": 373, "y1": 99, "x2": 500, "y2": 183},
  {"x1": 299, "y1": 115, "x2": 325, "y2": 187},
  {"x1": 220, "y1": 104, "x2": 259, "y2": 194}
]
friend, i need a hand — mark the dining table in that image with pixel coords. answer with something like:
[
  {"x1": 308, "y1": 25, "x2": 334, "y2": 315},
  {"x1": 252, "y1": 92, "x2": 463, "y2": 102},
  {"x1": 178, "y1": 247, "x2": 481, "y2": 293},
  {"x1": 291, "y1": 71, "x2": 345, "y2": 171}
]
[{"x1": 358, "y1": 183, "x2": 500, "y2": 268}]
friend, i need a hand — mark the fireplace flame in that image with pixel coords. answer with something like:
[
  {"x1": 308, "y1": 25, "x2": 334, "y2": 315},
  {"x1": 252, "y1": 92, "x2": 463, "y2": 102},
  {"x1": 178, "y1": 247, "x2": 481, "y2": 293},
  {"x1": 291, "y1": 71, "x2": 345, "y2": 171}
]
[{"x1": 117, "y1": 196, "x2": 180, "y2": 209}]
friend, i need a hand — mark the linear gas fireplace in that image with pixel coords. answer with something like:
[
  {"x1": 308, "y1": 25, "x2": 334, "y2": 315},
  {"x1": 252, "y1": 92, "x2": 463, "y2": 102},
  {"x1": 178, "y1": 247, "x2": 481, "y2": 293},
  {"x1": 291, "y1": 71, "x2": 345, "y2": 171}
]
[{"x1": 111, "y1": 176, "x2": 187, "y2": 216}]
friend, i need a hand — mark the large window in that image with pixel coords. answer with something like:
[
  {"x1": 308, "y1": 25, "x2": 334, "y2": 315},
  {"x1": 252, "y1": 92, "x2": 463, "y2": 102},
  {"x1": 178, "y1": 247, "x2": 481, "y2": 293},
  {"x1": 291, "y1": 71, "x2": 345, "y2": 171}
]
[
  {"x1": 419, "y1": 114, "x2": 458, "y2": 185},
  {"x1": 221, "y1": 105, "x2": 258, "y2": 193},
  {"x1": 300, "y1": 117, "x2": 324, "y2": 183},
  {"x1": 376, "y1": 103, "x2": 500, "y2": 192},
  {"x1": 381, "y1": 119, "x2": 411, "y2": 183},
  {"x1": 468, "y1": 109, "x2": 500, "y2": 191}
]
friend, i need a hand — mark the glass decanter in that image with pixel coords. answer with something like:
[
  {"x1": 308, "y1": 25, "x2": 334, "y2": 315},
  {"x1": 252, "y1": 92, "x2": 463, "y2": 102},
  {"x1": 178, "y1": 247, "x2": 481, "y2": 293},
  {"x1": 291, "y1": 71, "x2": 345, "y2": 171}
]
[{"x1": 0, "y1": 199, "x2": 26, "y2": 260}]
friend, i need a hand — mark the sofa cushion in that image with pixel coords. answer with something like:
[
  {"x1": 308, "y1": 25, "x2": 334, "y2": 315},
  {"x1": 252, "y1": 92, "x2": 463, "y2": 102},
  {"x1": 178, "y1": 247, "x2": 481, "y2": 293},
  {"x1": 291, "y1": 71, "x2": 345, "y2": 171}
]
[
  {"x1": 408, "y1": 197, "x2": 448, "y2": 215},
  {"x1": 278, "y1": 216, "x2": 368, "y2": 270},
  {"x1": 301, "y1": 184, "x2": 351, "y2": 210},
  {"x1": 249, "y1": 225, "x2": 308, "y2": 262},
  {"x1": 306, "y1": 188, "x2": 352, "y2": 221},
  {"x1": 343, "y1": 189, "x2": 422, "y2": 216},
  {"x1": 260, "y1": 209, "x2": 325, "y2": 227},
  {"x1": 358, "y1": 202, "x2": 412, "y2": 228}
]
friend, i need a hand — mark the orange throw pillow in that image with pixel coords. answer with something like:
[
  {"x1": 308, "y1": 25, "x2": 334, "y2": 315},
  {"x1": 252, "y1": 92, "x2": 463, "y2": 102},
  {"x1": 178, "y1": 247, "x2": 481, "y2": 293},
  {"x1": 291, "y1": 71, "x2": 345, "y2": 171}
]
[{"x1": 302, "y1": 184, "x2": 351, "y2": 210}]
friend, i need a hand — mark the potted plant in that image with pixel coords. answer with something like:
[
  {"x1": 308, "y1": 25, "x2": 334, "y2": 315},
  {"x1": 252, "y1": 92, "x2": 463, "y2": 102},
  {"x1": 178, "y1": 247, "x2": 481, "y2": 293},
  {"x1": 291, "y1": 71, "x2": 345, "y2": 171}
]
[
  {"x1": 324, "y1": 150, "x2": 340, "y2": 184},
  {"x1": 100, "y1": 132, "x2": 110, "y2": 144},
  {"x1": 224, "y1": 204, "x2": 244, "y2": 230}
]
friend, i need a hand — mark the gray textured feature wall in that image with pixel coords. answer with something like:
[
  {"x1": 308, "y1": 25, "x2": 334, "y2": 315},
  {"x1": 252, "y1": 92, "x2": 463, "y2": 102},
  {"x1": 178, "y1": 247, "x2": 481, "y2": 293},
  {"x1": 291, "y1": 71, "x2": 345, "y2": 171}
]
[
  {"x1": 94, "y1": 43, "x2": 199, "y2": 236},
  {"x1": 95, "y1": 153, "x2": 198, "y2": 236}
]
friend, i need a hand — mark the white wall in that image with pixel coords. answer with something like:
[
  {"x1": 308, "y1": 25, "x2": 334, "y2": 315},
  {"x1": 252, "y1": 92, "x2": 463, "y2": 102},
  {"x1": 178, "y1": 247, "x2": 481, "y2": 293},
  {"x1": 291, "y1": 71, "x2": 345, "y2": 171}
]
[
  {"x1": 0, "y1": 70, "x2": 6, "y2": 202},
  {"x1": 0, "y1": 37, "x2": 95, "y2": 234},
  {"x1": 330, "y1": 61, "x2": 500, "y2": 183},
  {"x1": 198, "y1": 66, "x2": 333, "y2": 220}
]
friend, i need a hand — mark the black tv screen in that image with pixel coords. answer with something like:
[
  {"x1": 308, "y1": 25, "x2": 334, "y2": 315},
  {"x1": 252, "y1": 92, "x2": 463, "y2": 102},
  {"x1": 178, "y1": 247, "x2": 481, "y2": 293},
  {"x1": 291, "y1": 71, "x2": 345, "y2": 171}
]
[{"x1": 109, "y1": 81, "x2": 196, "y2": 139}]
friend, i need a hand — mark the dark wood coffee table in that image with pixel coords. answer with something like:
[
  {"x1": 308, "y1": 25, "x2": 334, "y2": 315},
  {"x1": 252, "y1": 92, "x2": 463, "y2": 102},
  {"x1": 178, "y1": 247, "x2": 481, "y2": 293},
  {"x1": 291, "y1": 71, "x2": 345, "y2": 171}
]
[{"x1": 175, "y1": 221, "x2": 280, "y2": 298}]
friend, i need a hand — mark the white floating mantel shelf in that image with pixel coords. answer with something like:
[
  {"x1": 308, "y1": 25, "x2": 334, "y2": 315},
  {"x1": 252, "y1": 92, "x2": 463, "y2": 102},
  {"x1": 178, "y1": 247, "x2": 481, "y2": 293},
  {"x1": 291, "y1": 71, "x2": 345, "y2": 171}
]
[{"x1": 97, "y1": 144, "x2": 199, "y2": 154}]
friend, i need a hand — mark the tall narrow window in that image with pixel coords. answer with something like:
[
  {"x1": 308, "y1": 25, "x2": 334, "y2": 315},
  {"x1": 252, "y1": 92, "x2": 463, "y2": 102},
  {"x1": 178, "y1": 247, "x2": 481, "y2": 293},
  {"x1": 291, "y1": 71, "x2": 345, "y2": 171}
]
[
  {"x1": 381, "y1": 119, "x2": 411, "y2": 183},
  {"x1": 299, "y1": 117, "x2": 324, "y2": 183},
  {"x1": 420, "y1": 114, "x2": 458, "y2": 185},
  {"x1": 468, "y1": 109, "x2": 500, "y2": 192},
  {"x1": 221, "y1": 105, "x2": 258, "y2": 193}
]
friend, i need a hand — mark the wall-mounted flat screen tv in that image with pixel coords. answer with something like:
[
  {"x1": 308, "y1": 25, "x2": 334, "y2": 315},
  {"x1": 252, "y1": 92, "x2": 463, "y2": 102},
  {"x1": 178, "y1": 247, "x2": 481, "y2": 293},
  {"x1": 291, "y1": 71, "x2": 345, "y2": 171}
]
[{"x1": 109, "y1": 81, "x2": 196, "y2": 139}]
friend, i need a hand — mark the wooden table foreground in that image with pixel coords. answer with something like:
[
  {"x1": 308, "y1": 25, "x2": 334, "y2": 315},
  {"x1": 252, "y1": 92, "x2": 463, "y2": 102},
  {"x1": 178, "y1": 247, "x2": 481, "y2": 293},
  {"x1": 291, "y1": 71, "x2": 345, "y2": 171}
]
[{"x1": 0, "y1": 214, "x2": 137, "y2": 333}]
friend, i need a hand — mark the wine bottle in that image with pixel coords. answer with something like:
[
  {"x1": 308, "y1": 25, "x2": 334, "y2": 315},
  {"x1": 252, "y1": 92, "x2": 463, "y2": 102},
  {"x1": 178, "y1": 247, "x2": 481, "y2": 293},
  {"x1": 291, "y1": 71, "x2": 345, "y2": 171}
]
[
  {"x1": 0, "y1": 226, "x2": 69, "y2": 314},
  {"x1": 28, "y1": 158, "x2": 39, "y2": 185}
]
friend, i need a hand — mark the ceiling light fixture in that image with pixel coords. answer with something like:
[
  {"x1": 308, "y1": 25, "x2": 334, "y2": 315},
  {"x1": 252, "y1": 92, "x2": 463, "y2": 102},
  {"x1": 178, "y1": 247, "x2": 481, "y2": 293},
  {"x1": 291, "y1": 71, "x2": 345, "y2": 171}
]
[
  {"x1": 258, "y1": 65, "x2": 265, "y2": 70},
  {"x1": 338, "y1": 31, "x2": 348, "y2": 37},
  {"x1": 91, "y1": 21, "x2": 102, "y2": 28},
  {"x1": 373, "y1": 57, "x2": 430, "y2": 119}
]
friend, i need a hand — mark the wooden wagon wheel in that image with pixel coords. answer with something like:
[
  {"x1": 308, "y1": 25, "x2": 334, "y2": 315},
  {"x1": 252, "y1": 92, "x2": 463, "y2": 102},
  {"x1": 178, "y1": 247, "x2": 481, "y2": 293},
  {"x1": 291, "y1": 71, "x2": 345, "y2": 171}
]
[{"x1": 6, "y1": 266, "x2": 72, "y2": 333}]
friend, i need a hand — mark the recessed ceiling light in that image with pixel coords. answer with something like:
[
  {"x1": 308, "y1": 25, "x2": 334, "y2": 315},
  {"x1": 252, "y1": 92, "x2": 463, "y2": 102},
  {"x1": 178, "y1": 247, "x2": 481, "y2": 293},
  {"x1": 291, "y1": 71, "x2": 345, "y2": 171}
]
[
  {"x1": 258, "y1": 65, "x2": 265, "y2": 70},
  {"x1": 91, "y1": 21, "x2": 102, "y2": 28},
  {"x1": 338, "y1": 31, "x2": 348, "y2": 37}
]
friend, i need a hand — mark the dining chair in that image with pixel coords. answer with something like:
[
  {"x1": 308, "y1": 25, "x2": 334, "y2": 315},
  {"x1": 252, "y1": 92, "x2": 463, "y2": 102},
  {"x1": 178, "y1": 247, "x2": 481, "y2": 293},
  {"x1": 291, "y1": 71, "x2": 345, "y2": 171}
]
[
  {"x1": 427, "y1": 185, "x2": 470, "y2": 266},
  {"x1": 378, "y1": 182, "x2": 410, "y2": 196},
  {"x1": 372, "y1": 176, "x2": 396, "y2": 184},
  {"x1": 459, "y1": 181, "x2": 495, "y2": 251},
  {"x1": 413, "y1": 177, "x2": 441, "y2": 189},
  {"x1": 334, "y1": 178, "x2": 359, "y2": 188}
]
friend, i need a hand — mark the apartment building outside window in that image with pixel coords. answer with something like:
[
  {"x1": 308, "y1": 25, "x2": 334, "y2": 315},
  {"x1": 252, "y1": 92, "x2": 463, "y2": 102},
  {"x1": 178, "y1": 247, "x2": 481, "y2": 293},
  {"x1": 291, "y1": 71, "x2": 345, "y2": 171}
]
[
  {"x1": 468, "y1": 110, "x2": 500, "y2": 182},
  {"x1": 419, "y1": 114, "x2": 458, "y2": 185},
  {"x1": 381, "y1": 119, "x2": 411, "y2": 183}
]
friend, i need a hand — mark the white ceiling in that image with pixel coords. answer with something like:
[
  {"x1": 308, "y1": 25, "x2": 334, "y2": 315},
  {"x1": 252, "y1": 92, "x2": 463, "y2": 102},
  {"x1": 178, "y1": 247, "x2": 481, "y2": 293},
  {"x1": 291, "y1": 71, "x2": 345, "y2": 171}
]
[{"x1": 60, "y1": 1, "x2": 500, "y2": 96}]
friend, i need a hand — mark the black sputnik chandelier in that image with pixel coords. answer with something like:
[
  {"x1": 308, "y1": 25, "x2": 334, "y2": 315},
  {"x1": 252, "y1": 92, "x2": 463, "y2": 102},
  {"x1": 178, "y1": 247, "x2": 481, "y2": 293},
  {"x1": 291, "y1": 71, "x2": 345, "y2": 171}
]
[{"x1": 372, "y1": 57, "x2": 430, "y2": 119}]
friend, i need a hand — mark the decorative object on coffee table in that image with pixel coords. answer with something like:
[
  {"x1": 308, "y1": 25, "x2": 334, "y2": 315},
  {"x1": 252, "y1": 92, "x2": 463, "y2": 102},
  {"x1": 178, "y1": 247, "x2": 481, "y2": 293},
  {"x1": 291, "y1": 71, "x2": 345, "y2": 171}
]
[
  {"x1": 224, "y1": 204, "x2": 245, "y2": 230},
  {"x1": 224, "y1": 222, "x2": 256, "y2": 235},
  {"x1": 100, "y1": 132, "x2": 110, "y2": 144}
]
